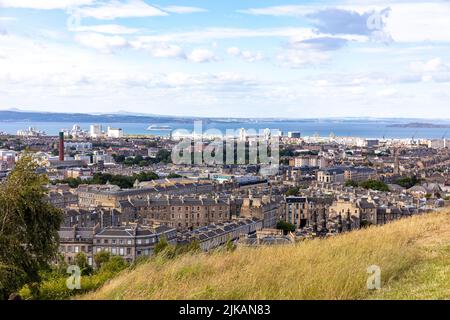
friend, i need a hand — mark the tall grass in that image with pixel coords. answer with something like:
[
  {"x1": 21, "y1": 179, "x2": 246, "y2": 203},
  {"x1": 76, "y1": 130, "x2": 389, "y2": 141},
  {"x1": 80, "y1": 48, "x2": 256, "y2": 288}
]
[{"x1": 82, "y1": 211, "x2": 450, "y2": 300}]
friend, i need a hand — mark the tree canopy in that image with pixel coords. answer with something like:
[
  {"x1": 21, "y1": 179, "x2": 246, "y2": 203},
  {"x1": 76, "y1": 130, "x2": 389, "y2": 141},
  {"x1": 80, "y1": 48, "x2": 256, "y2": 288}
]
[{"x1": 0, "y1": 155, "x2": 63, "y2": 299}]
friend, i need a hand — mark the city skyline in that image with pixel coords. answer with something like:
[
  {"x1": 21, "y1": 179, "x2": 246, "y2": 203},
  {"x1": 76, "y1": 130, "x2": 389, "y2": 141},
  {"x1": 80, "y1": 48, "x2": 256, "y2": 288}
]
[{"x1": 1, "y1": 0, "x2": 450, "y2": 118}]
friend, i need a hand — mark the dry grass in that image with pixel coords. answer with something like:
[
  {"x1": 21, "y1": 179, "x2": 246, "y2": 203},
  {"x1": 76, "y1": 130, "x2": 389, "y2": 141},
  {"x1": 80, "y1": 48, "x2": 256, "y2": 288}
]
[{"x1": 82, "y1": 210, "x2": 450, "y2": 300}]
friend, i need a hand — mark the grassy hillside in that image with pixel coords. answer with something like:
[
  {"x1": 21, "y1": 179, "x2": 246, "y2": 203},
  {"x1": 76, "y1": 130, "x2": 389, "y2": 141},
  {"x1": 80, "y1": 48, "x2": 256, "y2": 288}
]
[{"x1": 82, "y1": 210, "x2": 450, "y2": 300}]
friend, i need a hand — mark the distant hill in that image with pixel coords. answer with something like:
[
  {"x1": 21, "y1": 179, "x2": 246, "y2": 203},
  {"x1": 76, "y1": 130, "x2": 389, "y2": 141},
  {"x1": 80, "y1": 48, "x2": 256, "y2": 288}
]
[
  {"x1": 0, "y1": 110, "x2": 192, "y2": 124},
  {"x1": 81, "y1": 210, "x2": 450, "y2": 300},
  {"x1": 387, "y1": 122, "x2": 450, "y2": 129}
]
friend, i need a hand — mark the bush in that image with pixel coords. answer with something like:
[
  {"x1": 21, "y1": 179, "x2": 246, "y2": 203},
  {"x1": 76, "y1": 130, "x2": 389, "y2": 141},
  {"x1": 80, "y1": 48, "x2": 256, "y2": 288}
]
[
  {"x1": 100, "y1": 257, "x2": 128, "y2": 274},
  {"x1": 277, "y1": 221, "x2": 296, "y2": 233},
  {"x1": 94, "y1": 251, "x2": 111, "y2": 269},
  {"x1": 74, "y1": 252, "x2": 93, "y2": 276},
  {"x1": 286, "y1": 187, "x2": 300, "y2": 196},
  {"x1": 19, "y1": 256, "x2": 129, "y2": 300},
  {"x1": 359, "y1": 180, "x2": 389, "y2": 192},
  {"x1": 154, "y1": 236, "x2": 170, "y2": 255}
]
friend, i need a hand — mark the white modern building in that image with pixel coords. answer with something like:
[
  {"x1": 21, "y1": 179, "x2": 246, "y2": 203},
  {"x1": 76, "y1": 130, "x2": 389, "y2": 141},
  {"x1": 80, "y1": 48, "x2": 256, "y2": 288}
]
[
  {"x1": 90, "y1": 124, "x2": 103, "y2": 138},
  {"x1": 107, "y1": 127, "x2": 124, "y2": 138}
]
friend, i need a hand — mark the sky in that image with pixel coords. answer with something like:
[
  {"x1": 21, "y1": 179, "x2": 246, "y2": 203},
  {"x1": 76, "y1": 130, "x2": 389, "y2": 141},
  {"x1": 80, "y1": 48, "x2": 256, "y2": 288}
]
[{"x1": 1, "y1": 0, "x2": 450, "y2": 118}]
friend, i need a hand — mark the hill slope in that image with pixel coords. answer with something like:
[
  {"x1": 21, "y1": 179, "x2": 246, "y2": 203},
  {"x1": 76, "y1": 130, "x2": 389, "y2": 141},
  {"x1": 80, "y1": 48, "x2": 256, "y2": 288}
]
[{"x1": 82, "y1": 210, "x2": 450, "y2": 300}]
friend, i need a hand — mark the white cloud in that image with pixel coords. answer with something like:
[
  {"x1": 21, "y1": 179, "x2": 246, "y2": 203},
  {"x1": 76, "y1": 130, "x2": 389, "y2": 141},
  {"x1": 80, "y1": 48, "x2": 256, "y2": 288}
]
[
  {"x1": 410, "y1": 58, "x2": 449, "y2": 73},
  {"x1": 377, "y1": 87, "x2": 398, "y2": 97},
  {"x1": 384, "y1": 3, "x2": 450, "y2": 43},
  {"x1": 71, "y1": 24, "x2": 139, "y2": 34},
  {"x1": 0, "y1": 16, "x2": 16, "y2": 22},
  {"x1": 75, "y1": 32, "x2": 129, "y2": 53},
  {"x1": 130, "y1": 41, "x2": 185, "y2": 58},
  {"x1": 227, "y1": 47, "x2": 263, "y2": 62},
  {"x1": 77, "y1": 0, "x2": 167, "y2": 20},
  {"x1": 409, "y1": 58, "x2": 450, "y2": 83},
  {"x1": 238, "y1": 5, "x2": 315, "y2": 16},
  {"x1": 240, "y1": 2, "x2": 450, "y2": 43},
  {"x1": 161, "y1": 6, "x2": 207, "y2": 14},
  {"x1": 0, "y1": 0, "x2": 94, "y2": 10},
  {"x1": 133, "y1": 27, "x2": 316, "y2": 44},
  {"x1": 187, "y1": 49, "x2": 218, "y2": 63},
  {"x1": 276, "y1": 49, "x2": 330, "y2": 68}
]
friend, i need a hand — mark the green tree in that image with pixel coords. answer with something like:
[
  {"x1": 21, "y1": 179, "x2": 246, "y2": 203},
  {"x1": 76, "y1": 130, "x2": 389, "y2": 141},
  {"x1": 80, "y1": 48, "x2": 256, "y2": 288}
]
[
  {"x1": 285, "y1": 187, "x2": 300, "y2": 196},
  {"x1": 359, "y1": 180, "x2": 389, "y2": 192},
  {"x1": 154, "y1": 236, "x2": 169, "y2": 255},
  {"x1": 167, "y1": 173, "x2": 183, "y2": 179},
  {"x1": 276, "y1": 221, "x2": 296, "y2": 234},
  {"x1": 225, "y1": 237, "x2": 236, "y2": 252},
  {"x1": 395, "y1": 176, "x2": 421, "y2": 189},
  {"x1": 345, "y1": 180, "x2": 359, "y2": 188},
  {"x1": 156, "y1": 149, "x2": 172, "y2": 164},
  {"x1": 99, "y1": 256, "x2": 128, "y2": 273},
  {"x1": 74, "y1": 252, "x2": 93, "y2": 276},
  {"x1": 0, "y1": 154, "x2": 63, "y2": 299},
  {"x1": 94, "y1": 251, "x2": 111, "y2": 269}
]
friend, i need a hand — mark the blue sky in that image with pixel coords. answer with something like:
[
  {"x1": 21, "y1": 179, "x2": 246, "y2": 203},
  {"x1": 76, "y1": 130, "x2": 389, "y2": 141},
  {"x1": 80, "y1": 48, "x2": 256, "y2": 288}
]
[{"x1": 1, "y1": 0, "x2": 450, "y2": 118}]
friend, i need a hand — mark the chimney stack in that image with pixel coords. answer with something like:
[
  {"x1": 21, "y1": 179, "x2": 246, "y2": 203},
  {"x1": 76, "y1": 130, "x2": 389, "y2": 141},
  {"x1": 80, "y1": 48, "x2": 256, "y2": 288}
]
[{"x1": 59, "y1": 132, "x2": 64, "y2": 161}]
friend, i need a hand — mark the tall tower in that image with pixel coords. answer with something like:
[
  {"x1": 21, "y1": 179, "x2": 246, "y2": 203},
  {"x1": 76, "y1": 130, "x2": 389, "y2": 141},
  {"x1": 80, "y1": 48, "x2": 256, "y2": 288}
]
[
  {"x1": 393, "y1": 148, "x2": 400, "y2": 175},
  {"x1": 59, "y1": 132, "x2": 64, "y2": 161}
]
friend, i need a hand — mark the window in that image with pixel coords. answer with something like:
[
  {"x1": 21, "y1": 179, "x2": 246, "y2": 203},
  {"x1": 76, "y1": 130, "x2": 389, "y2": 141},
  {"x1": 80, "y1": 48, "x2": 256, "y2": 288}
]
[
  {"x1": 136, "y1": 239, "x2": 142, "y2": 245},
  {"x1": 119, "y1": 240, "x2": 124, "y2": 245},
  {"x1": 112, "y1": 239, "x2": 116, "y2": 244},
  {"x1": 119, "y1": 248, "x2": 124, "y2": 256},
  {"x1": 127, "y1": 248, "x2": 131, "y2": 255},
  {"x1": 127, "y1": 240, "x2": 132, "y2": 245},
  {"x1": 111, "y1": 248, "x2": 117, "y2": 255},
  {"x1": 104, "y1": 239, "x2": 109, "y2": 244}
]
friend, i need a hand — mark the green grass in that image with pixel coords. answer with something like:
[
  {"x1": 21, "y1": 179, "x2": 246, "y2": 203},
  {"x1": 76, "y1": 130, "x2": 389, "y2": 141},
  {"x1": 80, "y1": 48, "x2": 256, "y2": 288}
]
[
  {"x1": 372, "y1": 245, "x2": 450, "y2": 299},
  {"x1": 80, "y1": 210, "x2": 450, "y2": 300}
]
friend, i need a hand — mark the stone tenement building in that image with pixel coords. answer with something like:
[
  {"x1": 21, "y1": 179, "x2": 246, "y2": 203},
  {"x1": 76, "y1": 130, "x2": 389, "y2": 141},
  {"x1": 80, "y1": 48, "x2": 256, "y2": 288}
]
[
  {"x1": 317, "y1": 166, "x2": 376, "y2": 184},
  {"x1": 178, "y1": 217, "x2": 263, "y2": 251},
  {"x1": 239, "y1": 195, "x2": 284, "y2": 229},
  {"x1": 284, "y1": 196, "x2": 334, "y2": 230},
  {"x1": 283, "y1": 194, "x2": 422, "y2": 234},
  {"x1": 117, "y1": 196, "x2": 233, "y2": 231},
  {"x1": 115, "y1": 194, "x2": 283, "y2": 231},
  {"x1": 58, "y1": 224, "x2": 177, "y2": 267},
  {"x1": 76, "y1": 180, "x2": 232, "y2": 208}
]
